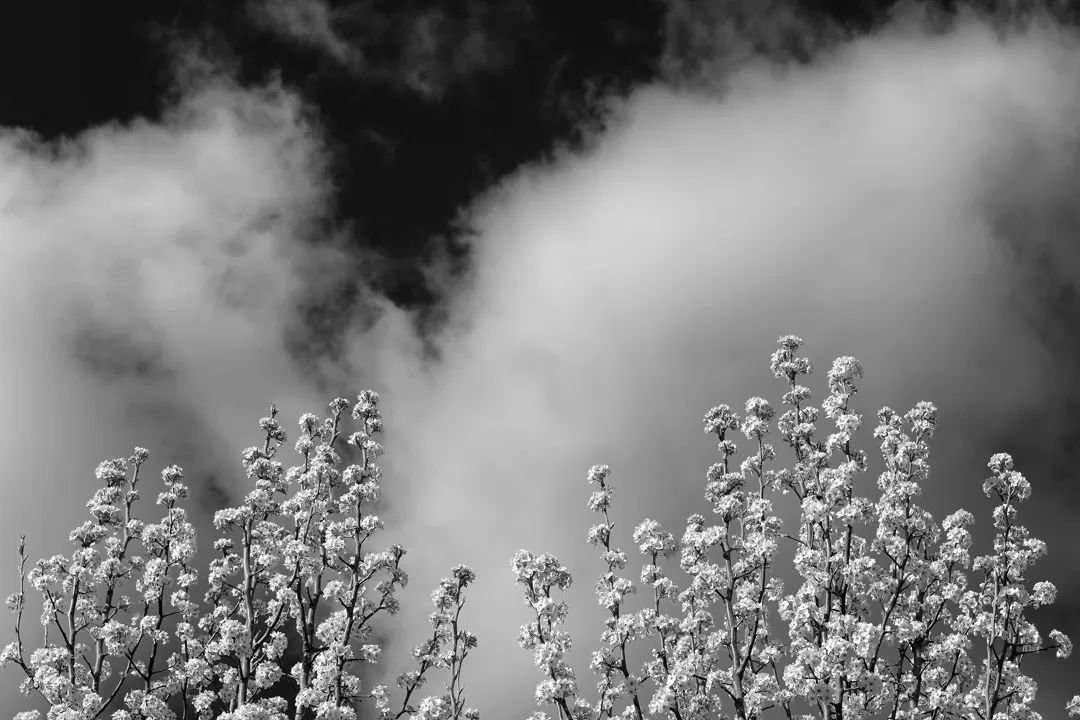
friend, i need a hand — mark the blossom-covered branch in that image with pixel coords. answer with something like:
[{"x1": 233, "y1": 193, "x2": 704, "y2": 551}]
[
  {"x1": 4, "y1": 393, "x2": 479, "y2": 720},
  {"x1": 516, "y1": 335, "x2": 1077, "y2": 720}
]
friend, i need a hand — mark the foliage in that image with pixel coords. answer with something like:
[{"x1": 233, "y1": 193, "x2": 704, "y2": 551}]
[
  {"x1": 2, "y1": 392, "x2": 478, "y2": 720},
  {"x1": 514, "y1": 335, "x2": 1078, "y2": 720}
]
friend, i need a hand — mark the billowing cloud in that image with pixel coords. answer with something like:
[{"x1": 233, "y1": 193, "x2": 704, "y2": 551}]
[
  {"x1": 0, "y1": 68, "x2": 363, "y2": 704},
  {"x1": 357, "y1": 13, "x2": 1080, "y2": 718}
]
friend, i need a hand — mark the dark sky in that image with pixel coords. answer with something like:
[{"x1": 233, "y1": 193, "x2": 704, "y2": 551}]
[
  {"x1": 2, "y1": 0, "x2": 1049, "y2": 305},
  {"x1": 2, "y1": 0, "x2": 665, "y2": 306},
  {"x1": 1, "y1": 1, "x2": 1079, "y2": 718}
]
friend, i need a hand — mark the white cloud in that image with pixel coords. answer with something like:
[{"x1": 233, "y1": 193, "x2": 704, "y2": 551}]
[
  {"x1": 358, "y1": 16, "x2": 1080, "y2": 717},
  {"x1": 0, "y1": 74, "x2": 347, "y2": 564}
]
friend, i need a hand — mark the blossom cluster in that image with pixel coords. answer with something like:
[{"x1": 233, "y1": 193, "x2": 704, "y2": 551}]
[
  {"x1": 3, "y1": 392, "x2": 478, "y2": 720},
  {"x1": 515, "y1": 335, "x2": 1078, "y2": 720}
]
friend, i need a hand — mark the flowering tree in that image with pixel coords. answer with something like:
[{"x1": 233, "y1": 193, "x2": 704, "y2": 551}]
[
  {"x1": 514, "y1": 335, "x2": 1079, "y2": 720},
  {"x1": 2, "y1": 391, "x2": 479, "y2": 720}
]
